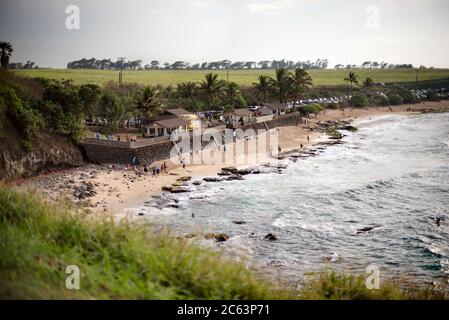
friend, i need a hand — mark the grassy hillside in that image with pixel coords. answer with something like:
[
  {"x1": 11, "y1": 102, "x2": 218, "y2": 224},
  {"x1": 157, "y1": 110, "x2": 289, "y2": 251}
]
[
  {"x1": 0, "y1": 186, "x2": 446, "y2": 300},
  {"x1": 0, "y1": 186, "x2": 293, "y2": 299},
  {"x1": 16, "y1": 68, "x2": 449, "y2": 87}
]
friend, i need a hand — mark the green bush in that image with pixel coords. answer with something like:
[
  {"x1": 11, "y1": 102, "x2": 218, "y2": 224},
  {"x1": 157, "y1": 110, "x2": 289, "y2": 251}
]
[
  {"x1": 350, "y1": 94, "x2": 369, "y2": 107},
  {"x1": 327, "y1": 103, "x2": 340, "y2": 110},
  {"x1": 426, "y1": 90, "x2": 440, "y2": 102},
  {"x1": 369, "y1": 95, "x2": 390, "y2": 106},
  {"x1": 397, "y1": 88, "x2": 417, "y2": 104},
  {"x1": 0, "y1": 85, "x2": 43, "y2": 150},
  {"x1": 300, "y1": 103, "x2": 325, "y2": 115},
  {"x1": 387, "y1": 94, "x2": 404, "y2": 105}
]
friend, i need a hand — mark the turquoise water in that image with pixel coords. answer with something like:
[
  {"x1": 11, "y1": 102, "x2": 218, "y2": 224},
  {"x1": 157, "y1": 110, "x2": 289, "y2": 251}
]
[{"x1": 137, "y1": 113, "x2": 449, "y2": 288}]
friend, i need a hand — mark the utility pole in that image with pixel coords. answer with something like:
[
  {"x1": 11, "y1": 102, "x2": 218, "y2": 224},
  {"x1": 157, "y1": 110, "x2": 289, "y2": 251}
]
[
  {"x1": 416, "y1": 68, "x2": 419, "y2": 85},
  {"x1": 118, "y1": 57, "x2": 126, "y2": 86}
]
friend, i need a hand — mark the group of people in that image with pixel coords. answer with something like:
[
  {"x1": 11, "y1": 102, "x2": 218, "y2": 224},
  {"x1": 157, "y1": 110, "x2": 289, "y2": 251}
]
[{"x1": 142, "y1": 162, "x2": 168, "y2": 175}]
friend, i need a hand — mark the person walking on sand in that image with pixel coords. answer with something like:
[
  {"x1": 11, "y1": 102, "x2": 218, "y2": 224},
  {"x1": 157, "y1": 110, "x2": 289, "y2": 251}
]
[{"x1": 307, "y1": 135, "x2": 310, "y2": 143}]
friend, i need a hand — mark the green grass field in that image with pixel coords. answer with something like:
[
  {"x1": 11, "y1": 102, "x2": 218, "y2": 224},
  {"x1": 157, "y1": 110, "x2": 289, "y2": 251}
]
[{"x1": 16, "y1": 68, "x2": 449, "y2": 87}]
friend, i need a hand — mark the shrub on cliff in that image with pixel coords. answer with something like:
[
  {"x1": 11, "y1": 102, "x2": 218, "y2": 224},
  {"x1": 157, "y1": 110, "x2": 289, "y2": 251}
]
[{"x1": 0, "y1": 85, "x2": 43, "y2": 150}]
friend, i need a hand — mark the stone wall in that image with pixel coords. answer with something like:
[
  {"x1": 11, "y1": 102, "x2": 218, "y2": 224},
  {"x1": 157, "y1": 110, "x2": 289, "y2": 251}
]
[{"x1": 80, "y1": 112, "x2": 303, "y2": 165}]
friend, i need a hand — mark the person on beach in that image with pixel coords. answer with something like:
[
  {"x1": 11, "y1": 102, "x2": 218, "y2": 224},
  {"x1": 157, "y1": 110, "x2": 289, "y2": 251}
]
[
  {"x1": 307, "y1": 135, "x2": 310, "y2": 143},
  {"x1": 163, "y1": 161, "x2": 167, "y2": 172},
  {"x1": 143, "y1": 164, "x2": 148, "y2": 173}
]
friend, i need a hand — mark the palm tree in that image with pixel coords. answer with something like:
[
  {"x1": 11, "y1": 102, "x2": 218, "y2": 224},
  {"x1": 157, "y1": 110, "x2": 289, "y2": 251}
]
[
  {"x1": 290, "y1": 68, "x2": 313, "y2": 108},
  {"x1": 223, "y1": 81, "x2": 246, "y2": 110},
  {"x1": 269, "y1": 68, "x2": 292, "y2": 104},
  {"x1": 98, "y1": 93, "x2": 128, "y2": 134},
  {"x1": 200, "y1": 73, "x2": 226, "y2": 108},
  {"x1": 344, "y1": 71, "x2": 359, "y2": 95},
  {"x1": 133, "y1": 86, "x2": 164, "y2": 129},
  {"x1": 253, "y1": 75, "x2": 271, "y2": 103},
  {"x1": 177, "y1": 82, "x2": 197, "y2": 99},
  {"x1": 0, "y1": 42, "x2": 13, "y2": 69},
  {"x1": 363, "y1": 77, "x2": 374, "y2": 87}
]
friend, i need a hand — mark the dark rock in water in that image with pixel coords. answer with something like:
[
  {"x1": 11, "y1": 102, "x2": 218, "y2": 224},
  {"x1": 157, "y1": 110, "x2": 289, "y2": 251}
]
[
  {"x1": 192, "y1": 181, "x2": 202, "y2": 186},
  {"x1": 204, "y1": 233, "x2": 230, "y2": 242},
  {"x1": 356, "y1": 225, "x2": 381, "y2": 234},
  {"x1": 251, "y1": 169, "x2": 261, "y2": 174},
  {"x1": 233, "y1": 220, "x2": 247, "y2": 225},
  {"x1": 237, "y1": 168, "x2": 252, "y2": 175},
  {"x1": 170, "y1": 186, "x2": 190, "y2": 193},
  {"x1": 340, "y1": 125, "x2": 358, "y2": 132},
  {"x1": 177, "y1": 176, "x2": 192, "y2": 182},
  {"x1": 162, "y1": 185, "x2": 173, "y2": 192},
  {"x1": 214, "y1": 233, "x2": 230, "y2": 242},
  {"x1": 264, "y1": 233, "x2": 278, "y2": 241},
  {"x1": 226, "y1": 174, "x2": 244, "y2": 181},
  {"x1": 433, "y1": 217, "x2": 445, "y2": 227},
  {"x1": 221, "y1": 166, "x2": 239, "y2": 175},
  {"x1": 168, "y1": 203, "x2": 179, "y2": 208},
  {"x1": 138, "y1": 212, "x2": 145, "y2": 216},
  {"x1": 217, "y1": 171, "x2": 232, "y2": 176},
  {"x1": 203, "y1": 177, "x2": 223, "y2": 182}
]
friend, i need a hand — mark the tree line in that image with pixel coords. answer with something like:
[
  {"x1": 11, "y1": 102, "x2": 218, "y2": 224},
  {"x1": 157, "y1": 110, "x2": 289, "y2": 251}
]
[{"x1": 66, "y1": 57, "x2": 426, "y2": 71}]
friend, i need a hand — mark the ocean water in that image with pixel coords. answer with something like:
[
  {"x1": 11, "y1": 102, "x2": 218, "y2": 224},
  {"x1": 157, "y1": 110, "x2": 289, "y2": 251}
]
[{"x1": 137, "y1": 113, "x2": 449, "y2": 288}]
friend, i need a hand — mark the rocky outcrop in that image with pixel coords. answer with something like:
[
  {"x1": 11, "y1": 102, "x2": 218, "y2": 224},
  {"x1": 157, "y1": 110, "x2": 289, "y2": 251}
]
[{"x1": 0, "y1": 133, "x2": 84, "y2": 181}]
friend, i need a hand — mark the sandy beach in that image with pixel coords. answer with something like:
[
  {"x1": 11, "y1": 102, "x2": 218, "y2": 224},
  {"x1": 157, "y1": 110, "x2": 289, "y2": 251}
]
[{"x1": 20, "y1": 101, "x2": 449, "y2": 217}]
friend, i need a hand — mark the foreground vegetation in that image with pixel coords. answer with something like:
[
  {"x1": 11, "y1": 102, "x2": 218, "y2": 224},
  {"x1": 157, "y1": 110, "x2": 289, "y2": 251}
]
[
  {"x1": 16, "y1": 68, "x2": 449, "y2": 87},
  {"x1": 0, "y1": 187, "x2": 446, "y2": 299}
]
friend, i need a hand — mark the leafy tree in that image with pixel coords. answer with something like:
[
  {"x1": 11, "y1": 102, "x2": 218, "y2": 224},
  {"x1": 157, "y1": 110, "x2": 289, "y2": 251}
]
[
  {"x1": 200, "y1": 73, "x2": 226, "y2": 108},
  {"x1": 363, "y1": 77, "x2": 374, "y2": 87},
  {"x1": 0, "y1": 42, "x2": 13, "y2": 69},
  {"x1": 133, "y1": 86, "x2": 164, "y2": 128},
  {"x1": 223, "y1": 82, "x2": 246, "y2": 110},
  {"x1": 177, "y1": 82, "x2": 198, "y2": 99},
  {"x1": 78, "y1": 84, "x2": 101, "y2": 118},
  {"x1": 350, "y1": 94, "x2": 369, "y2": 107},
  {"x1": 253, "y1": 75, "x2": 271, "y2": 103},
  {"x1": 269, "y1": 68, "x2": 292, "y2": 104},
  {"x1": 290, "y1": 68, "x2": 313, "y2": 107},
  {"x1": 344, "y1": 72, "x2": 359, "y2": 95},
  {"x1": 98, "y1": 93, "x2": 128, "y2": 134}
]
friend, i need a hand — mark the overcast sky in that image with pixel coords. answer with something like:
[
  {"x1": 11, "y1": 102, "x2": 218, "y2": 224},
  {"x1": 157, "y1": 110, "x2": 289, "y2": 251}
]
[{"x1": 1, "y1": 0, "x2": 448, "y2": 68}]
